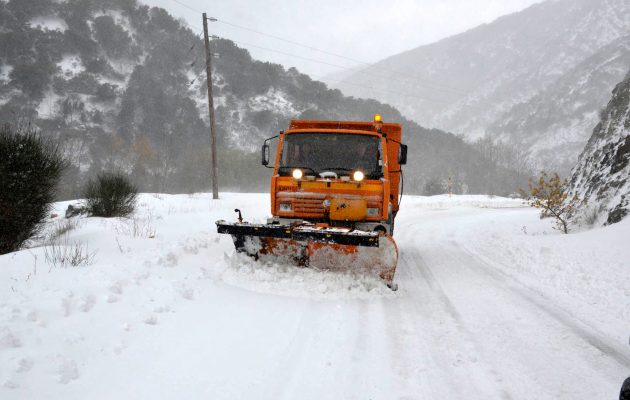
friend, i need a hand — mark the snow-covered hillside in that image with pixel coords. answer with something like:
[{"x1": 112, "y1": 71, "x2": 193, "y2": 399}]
[
  {"x1": 328, "y1": 0, "x2": 630, "y2": 172},
  {"x1": 0, "y1": 0, "x2": 527, "y2": 197},
  {"x1": 488, "y1": 36, "x2": 630, "y2": 173},
  {"x1": 569, "y1": 70, "x2": 630, "y2": 226},
  {"x1": 1, "y1": 193, "x2": 628, "y2": 399}
]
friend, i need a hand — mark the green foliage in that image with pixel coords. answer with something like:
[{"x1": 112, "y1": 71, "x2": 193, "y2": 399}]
[
  {"x1": 84, "y1": 172, "x2": 138, "y2": 217},
  {"x1": 0, "y1": 95, "x2": 39, "y2": 124},
  {"x1": 93, "y1": 15, "x2": 132, "y2": 59},
  {"x1": 0, "y1": 124, "x2": 66, "y2": 254},
  {"x1": 63, "y1": 29, "x2": 99, "y2": 59},
  {"x1": 522, "y1": 172, "x2": 582, "y2": 234},
  {"x1": 6, "y1": 0, "x2": 53, "y2": 21},
  {"x1": 9, "y1": 62, "x2": 56, "y2": 98},
  {"x1": 65, "y1": 72, "x2": 100, "y2": 95},
  {"x1": 84, "y1": 57, "x2": 110, "y2": 74},
  {"x1": 57, "y1": 95, "x2": 87, "y2": 124},
  {"x1": 95, "y1": 83, "x2": 118, "y2": 102}
]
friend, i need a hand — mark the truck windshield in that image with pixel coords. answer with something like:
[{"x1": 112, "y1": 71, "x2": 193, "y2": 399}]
[{"x1": 279, "y1": 133, "x2": 383, "y2": 178}]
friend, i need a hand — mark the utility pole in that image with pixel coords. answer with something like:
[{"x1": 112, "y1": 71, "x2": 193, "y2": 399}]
[{"x1": 203, "y1": 13, "x2": 219, "y2": 200}]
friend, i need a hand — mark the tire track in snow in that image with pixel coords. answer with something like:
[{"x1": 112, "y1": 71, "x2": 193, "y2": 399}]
[
  {"x1": 264, "y1": 300, "x2": 387, "y2": 400},
  {"x1": 400, "y1": 249, "x2": 513, "y2": 400},
  {"x1": 423, "y1": 242, "x2": 625, "y2": 398},
  {"x1": 383, "y1": 207, "x2": 625, "y2": 398},
  {"x1": 264, "y1": 302, "x2": 328, "y2": 400},
  {"x1": 457, "y1": 244, "x2": 630, "y2": 369},
  {"x1": 382, "y1": 254, "x2": 467, "y2": 399}
]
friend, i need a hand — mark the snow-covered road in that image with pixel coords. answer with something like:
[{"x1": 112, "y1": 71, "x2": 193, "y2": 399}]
[
  {"x1": 392, "y1": 210, "x2": 629, "y2": 399},
  {"x1": 1, "y1": 194, "x2": 628, "y2": 399}
]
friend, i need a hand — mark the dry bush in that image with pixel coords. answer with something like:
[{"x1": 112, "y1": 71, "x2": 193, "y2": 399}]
[
  {"x1": 112, "y1": 210, "x2": 156, "y2": 238},
  {"x1": 521, "y1": 172, "x2": 582, "y2": 234},
  {"x1": 44, "y1": 235, "x2": 96, "y2": 269},
  {"x1": 47, "y1": 219, "x2": 80, "y2": 242},
  {"x1": 130, "y1": 216, "x2": 156, "y2": 238}
]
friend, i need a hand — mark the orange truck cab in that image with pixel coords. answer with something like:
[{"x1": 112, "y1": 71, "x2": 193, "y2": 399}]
[{"x1": 263, "y1": 116, "x2": 406, "y2": 234}]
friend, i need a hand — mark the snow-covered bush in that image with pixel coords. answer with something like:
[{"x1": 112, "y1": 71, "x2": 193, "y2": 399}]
[
  {"x1": 0, "y1": 124, "x2": 66, "y2": 254},
  {"x1": 84, "y1": 172, "x2": 137, "y2": 217}
]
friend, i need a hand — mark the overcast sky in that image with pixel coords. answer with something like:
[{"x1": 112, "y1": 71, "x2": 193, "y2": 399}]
[{"x1": 142, "y1": 0, "x2": 545, "y2": 78}]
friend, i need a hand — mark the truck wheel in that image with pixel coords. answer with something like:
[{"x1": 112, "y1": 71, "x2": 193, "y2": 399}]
[{"x1": 387, "y1": 212, "x2": 395, "y2": 235}]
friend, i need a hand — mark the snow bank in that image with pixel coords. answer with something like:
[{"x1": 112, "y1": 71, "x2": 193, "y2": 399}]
[
  {"x1": 462, "y1": 214, "x2": 630, "y2": 344},
  {"x1": 404, "y1": 194, "x2": 525, "y2": 209},
  {"x1": 0, "y1": 193, "x2": 627, "y2": 399}
]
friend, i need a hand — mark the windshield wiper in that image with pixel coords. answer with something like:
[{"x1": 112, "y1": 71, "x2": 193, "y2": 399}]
[
  {"x1": 279, "y1": 166, "x2": 318, "y2": 175},
  {"x1": 320, "y1": 167, "x2": 381, "y2": 175},
  {"x1": 318, "y1": 167, "x2": 353, "y2": 172}
]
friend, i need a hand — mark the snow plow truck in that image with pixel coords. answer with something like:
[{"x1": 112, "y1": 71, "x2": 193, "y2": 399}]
[{"x1": 216, "y1": 115, "x2": 408, "y2": 290}]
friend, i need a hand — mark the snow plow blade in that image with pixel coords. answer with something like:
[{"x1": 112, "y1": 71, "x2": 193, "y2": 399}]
[{"x1": 216, "y1": 221, "x2": 399, "y2": 289}]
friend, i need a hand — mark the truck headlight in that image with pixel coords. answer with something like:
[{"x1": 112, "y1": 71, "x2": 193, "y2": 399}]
[
  {"x1": 279, "y1": 203, "x2": 292, "y2": 212},
  {"x1": 353, "y1": 170, "x2": 364, "y2": 181},
  {"x1": 292, "y1": 169, "x2": 303, "y2": 179},
  {"x1": 367, "y1": 207, "x2": 379, "y2": 216}
]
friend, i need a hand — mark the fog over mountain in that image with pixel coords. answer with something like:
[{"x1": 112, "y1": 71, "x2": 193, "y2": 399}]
[
  {"x1": 487, "y1": 35, "x2": 630, "y2": 173},
  {"x1": 0, "y1": 0, "x2": 527, "y2": 198},
  {"x1": 328, "y1": 0, "x2": 630, "y2": 174}
]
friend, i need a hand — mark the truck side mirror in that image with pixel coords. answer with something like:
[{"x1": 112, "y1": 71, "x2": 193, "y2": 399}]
[
  {"x1": 398, "y1": 144, "x2": 408, "y2": 165},
  {"x1": 262, "y1": 143, "x2": 270, "y2": 166}
]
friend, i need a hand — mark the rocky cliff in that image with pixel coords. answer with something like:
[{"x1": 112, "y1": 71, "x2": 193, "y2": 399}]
[{"x1": 569, "y1": 70, "x2": 630, "y2": 225}]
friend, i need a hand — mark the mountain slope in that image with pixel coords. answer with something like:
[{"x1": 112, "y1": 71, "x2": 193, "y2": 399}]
[
  {"x1": 0, "y1": 0, "x2": 527, "y2": 197},
  {"x1": 328, "y1": 0, "x2": 630, "y2": 170},
  {"x1": 487, "y1": 35, "x2": 630, "y2": 173},
  {"x1": 569, "y1": 70, "x2": 630, "y2": 225}
]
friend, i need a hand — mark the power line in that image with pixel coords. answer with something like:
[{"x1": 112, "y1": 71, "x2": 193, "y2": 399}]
[
  {"x1": 187, "y1": 69, "x2": 206, "y2": 87},
  {"x1": 165, "y1": 0, "x2": 204, "y2": 14},
  {"x1": 184, "y1": 34, "x2": 453, "y2": 106},
  {"x1": 163, "y1": 0, "x2": 461, "y2": 104},
  {"x1": 306, "y1": 71, "x2": 450, "y2": 105},
  {"x1": 184, "y1": 30, "x2": 203, "y2": 58},
  {"x1": 163, "y1": 0, "x2": 464, "y2": 96},
  {"x1": 226, "y1": 38, "x2": 454, "y2": 104},
  {"x1": 213, "y1": 18, "x2": 467, "y2": 96},
  {"x1": 209, "y1": 47, "x2": 451, "y2": 106},
  {"x1": 216, "y1": 19, "x2": 365, "y2": 68}
]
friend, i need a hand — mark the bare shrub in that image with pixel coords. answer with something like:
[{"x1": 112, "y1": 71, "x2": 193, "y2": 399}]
[
  {"x1": 44, "y1": 235, "x2": 96, "y2": 269},
  {"x1": 521, "y1": 172, "x2": 582, "y2": 234},
  {"x1": 130, "y1": 216, "x2": 156, "y2": 238},
  {"x1": 47, "y1": 219, "x2": 79, "y2": 242},
  {"x1": 112, "y1": 210, "x2": 156, "y2": 238}
]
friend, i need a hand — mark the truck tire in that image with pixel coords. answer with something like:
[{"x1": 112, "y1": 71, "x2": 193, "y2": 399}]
[{"x1": 387, "y1": 211, "x2": 395, "y2": 236}]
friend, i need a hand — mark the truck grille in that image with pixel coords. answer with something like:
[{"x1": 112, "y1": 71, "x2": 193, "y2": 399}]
[
  {"x1": 276, "y1": 191, "x2": 383, "y2": 219},
  {"x1": 294, "y1": 197, "x2": 326, "y2": 216},
  {"x1": 277, "y1": 192, "x2": 326, "y2": 217}
]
